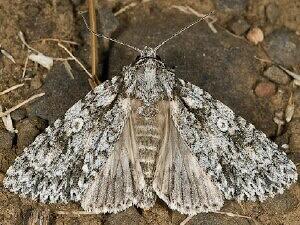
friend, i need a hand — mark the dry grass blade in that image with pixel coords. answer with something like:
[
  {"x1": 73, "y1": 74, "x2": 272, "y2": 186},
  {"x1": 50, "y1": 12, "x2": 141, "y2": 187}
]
[
  {"x1": 114, "y1": 2, "x2": 137, "y2": 16},
  {"x1": 63, "y1": 61, "x2": 74, "y2": 79},
  {"x1": 58, "y1": 43, "x2": 93, "y2": 80},
  {"x1": 22, "y1": 54, "x2": 29, "y2": 79},
  {"x1": 0, "y1": 105, "x2": 17, "y2": 133},
  {"x1": 0, "y1": 93, "x2": 45, "y2": 118},
  {"x1": 0, "y1": 48, "x2": 16, "y2": 63},
  {"x1": 28, "y1": 53, "x2": 54, "y2": 70},
  {"x1": 0, "y1": 83, "x2": 25, "y2": 96},
  {"x1": 278, "y1": 65, "x2": 300, "y2": 81},
  {"x1": 214, "y1": 211, "x2": 252, "y2": 219},
  {"x1": 171, "y1": 5, "x2": 217, "y2": 33},
  {"x1": 285, "y1": 93, "x2": 295, "y2": 123},
  {"x1": 18, "y1": 31, "x2": 41, "y2": 54},
  {"x1": 293, "y1": 79, "x2": 300, "y2": 86},
  {"x1": 88, "y1": 0, "x2": 100, "y2": 87},
  {"x1": 55, "y1": 210, "x2": 99, "y2": 215},
  {"x1": 180, "y1": 215, "x2": 194, "y2": 225},
  {"x1": 31, "y1": 38, "x2": 79, "y2": 45}
]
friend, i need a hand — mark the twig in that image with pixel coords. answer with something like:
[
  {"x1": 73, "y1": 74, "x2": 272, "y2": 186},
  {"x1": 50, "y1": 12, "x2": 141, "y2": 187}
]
[
  {"x1": 22, "y1": 54, "x2": 29, "y2": 79},
  {"x1": 254, "y1": 56, "x2": 272, "y2": 64},
  {"x1": 278, "y1": 66, "x2": 300, "y2": 81},
  {"x1": 180, "y1": 215, "x2": 194, "y2": 225},
  {"x1": 0, "y1": 105, "x2": 18, "y2": 133},
  {"x1": 114, "y1": 2, "x2": 137, "y2": 16},
  {"x1": 214, "y1": 211, "x2": 252, "y2": 219},
  {"x1": 55, "y1": 210, "x2": 99, "y2": 215},
  {"x1": 0, "y1": 47, "x2": 16, "y2": 63},
  {"x1": 18, "y1": 31, "x2": 41, "y2": 55},
  {"x1": 58, "y1": 43, "x2": 93, "y2": 79},
  {"x1": 0, "y1": 93, "x2": 45, "y2": 118},
  {"x1": 31, "y1": 38, "x2": 79, "y2": 45},
  {"x1": 88, "y1": 0, "x2": 100, "y2": 87},
  {"x1": 0, "y1": 83, "x2": 25, "y2": 96}
]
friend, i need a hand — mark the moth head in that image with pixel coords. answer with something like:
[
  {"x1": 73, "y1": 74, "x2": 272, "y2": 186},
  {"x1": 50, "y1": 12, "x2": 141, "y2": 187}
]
[{"x1": 133, "y1": 46, "x2": 162, "y2": 65}]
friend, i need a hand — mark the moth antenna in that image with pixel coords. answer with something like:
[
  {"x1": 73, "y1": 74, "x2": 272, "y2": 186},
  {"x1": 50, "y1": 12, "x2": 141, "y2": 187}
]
[
  {"x1": 154, "y1": 11, "x2": 215, "y2": 51},
  {"x1": 80, "y1": 13, "x2": 142, "y2": 53}
]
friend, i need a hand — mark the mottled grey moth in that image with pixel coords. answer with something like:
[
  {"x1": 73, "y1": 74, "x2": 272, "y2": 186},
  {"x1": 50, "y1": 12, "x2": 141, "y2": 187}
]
[{"x1": 3, "y1": 14, "x2": 298, "y2": 215}]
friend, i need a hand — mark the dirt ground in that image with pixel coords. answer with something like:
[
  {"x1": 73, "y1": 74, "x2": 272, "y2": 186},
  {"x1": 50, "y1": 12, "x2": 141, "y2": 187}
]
[{"x1": 0, "y1": 0, "x2": 299, "y2": 224}]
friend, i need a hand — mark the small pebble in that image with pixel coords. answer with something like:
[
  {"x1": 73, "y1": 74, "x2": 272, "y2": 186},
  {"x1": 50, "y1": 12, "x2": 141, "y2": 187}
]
[
  {"x1": 263, "y1": 66, "x2": 290, "y2": 84},
  {"x1": 265, "y1": 28, "x2": 300, "y2": 67},
  {"x1": 247, "y1": 27, "x2": 264, "y2": 45},
  {"x1": 0, "y1": 129, "x2": 13, "y2": 150},
  {"x1": 266, "y1": 3, "x2": 280, "y2": 23},
  {"x1": 255, "y1": 82, "x2": 276, "y2": 97},
  {"x1": 228, "y1": 17, "x2": 250, "y2": 35},
  {"x1": 10, "y1": 108, "x2": 27, "y2": 121}
]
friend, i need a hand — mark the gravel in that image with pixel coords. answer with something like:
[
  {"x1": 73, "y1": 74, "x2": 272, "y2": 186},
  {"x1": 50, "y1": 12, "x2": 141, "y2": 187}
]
[{"x1": 263, "y1": 66, "x2": 290, "y2": 84}]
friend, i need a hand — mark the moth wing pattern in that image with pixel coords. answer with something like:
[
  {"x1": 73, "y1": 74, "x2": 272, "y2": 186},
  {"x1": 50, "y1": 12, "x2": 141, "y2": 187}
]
[
  {"x1": 171, "y1": 78, "x2": 298, "y2": 202},
  {"x1": 153, "y1": 107, "x2": 224, "y2": 215},
  {"x1": 4, "y1": 76, "x2": 130, "y2": 204}
]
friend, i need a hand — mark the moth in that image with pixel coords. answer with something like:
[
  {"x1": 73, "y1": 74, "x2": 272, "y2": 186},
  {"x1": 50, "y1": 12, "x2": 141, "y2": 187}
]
[{"x1": 4, "y1": 14, "x2": 298, "y2": 215}]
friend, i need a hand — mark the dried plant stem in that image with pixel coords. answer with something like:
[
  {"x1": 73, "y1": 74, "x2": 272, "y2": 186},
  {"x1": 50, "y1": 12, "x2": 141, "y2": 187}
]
[
  {"x1": 88, "y1": 0, "x2": 100, "y2": 87},
  {"x1": 0, "y1": 93, "x2": 45, "y2": 118},
  {"x1": 114, "y1": 2, "x2": 137, "y2": 16},
  {"x1": 22, "y1": 54, "x2": 29, "y2": 79},
  {"x1": 214, "y1": 211, "x2": 252, "y2": 219},
  {"x1": 55, "y1": 210, "x2": 98, "y2": 215},
  {"x1": 31, "y1": 38, "x2": 79, "y2": 45},
  {"x1": 58, "y1": 43, "x2": 93, "y2": 80},
  {"x1": 180, "y1": 215, "x2": 194, "y2": 225},
  {"x1": 0, "y1": 83, "x2": 25, "y2": 96}
]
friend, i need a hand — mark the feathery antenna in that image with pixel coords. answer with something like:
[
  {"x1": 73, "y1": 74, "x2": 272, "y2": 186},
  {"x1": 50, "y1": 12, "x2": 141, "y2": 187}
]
[
  {"x1": 154, "y1": 11, "x2": 215, "y2": 51},
  {"x1": 80, "y1": 13, "x2": 142, "y2": 53}
]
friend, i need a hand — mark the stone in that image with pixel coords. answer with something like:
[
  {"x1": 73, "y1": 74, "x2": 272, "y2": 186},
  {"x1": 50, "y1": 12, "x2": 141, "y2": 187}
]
[
  {"x1": 10, "y1": 108, "x2": 27, "y2": 121},
  {"x1": 0, "y1": 129, "x2": 13, "y2": 150},
  {"x1": 27, "y1": 64, "x2": 90, "y2": 123},
  {"x1": 30, "y1": 75, "x2": 43, "y2": 90},
  {"x1": 106, "y1": 207, "x2": 147, "y2": 225},
  {"x1": 214, "y1": 0, "x2": 248, "y2": 12},
  {"x1": 266, "y1": 3, "x2": 280, "y2": 23},
  {"x1": 265, "y1": 28, "x2": 300, "y2": 67},
  {"x1": 15, "y1": 117, "x2": 47, "y2": 153},
  {"x1": 247, "y1": 27, "x2": 264, "y2": 45},
  {"x1": 263, "y1": 66, "x2": 290, "y2": 84},
  {"x1": 255, "y1": 82, "x2": 276, "y2": 97},
  {"x1": 228, "y1": 17, "x2": 250, "y2": 35}
]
